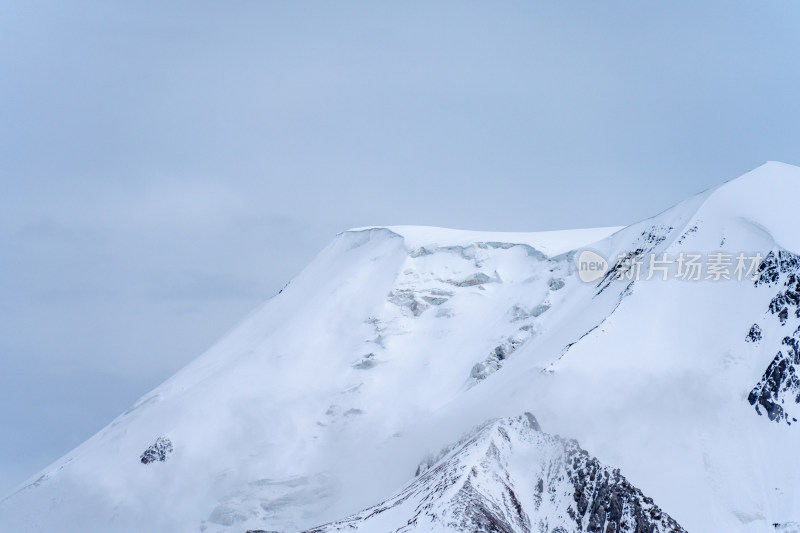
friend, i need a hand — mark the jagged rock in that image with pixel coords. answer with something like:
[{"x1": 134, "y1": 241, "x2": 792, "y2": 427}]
[
  {"x1": 748, "y1": 250, "x2": 800, "y2": 424},
  {"x1": 749, "y1": 331, "x2": 800, "y2": 424},
  {"x1": 140, "y1": 436, "x2": 173, "y2": 464},
  {"x1": 305, "y1": 415, "x2": 686, "y2": 533},
  {"x1": 754, "y1": 250, "x2": 800, "y2": 288},
  {"x1": 470, "y1": 338, "x2": 525, "y2": 383},
  {"x1": 596, "y1": 225, "x2": 675, "y2": 295},
  {"x1": 746, "y1": 324, "x2": 762, "y2": 343}
]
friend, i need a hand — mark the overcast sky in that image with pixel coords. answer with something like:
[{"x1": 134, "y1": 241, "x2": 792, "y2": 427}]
[{"x1": 1, "y1": 1, "x2": 799, "y2": 495}]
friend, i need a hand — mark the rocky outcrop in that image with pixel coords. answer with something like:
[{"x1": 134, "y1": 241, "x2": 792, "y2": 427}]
[
  {"x1": 754, "y1": 251, "x2": 800, "y2": 288},
  {"x1": 746, "y1": 324, "x2": 762, "y2": 343},
  {"x1": 140, "y1": 436, "x2": 173, "y2": 464},
  {"x1": 596, "y1": 224, "x2": 675, "y2": 295},
  {"x1": 749, "y1": 250, "x2": 800, "y2": 424},
  {"x1": 749, "y1": 327, "x2": 800, "y2": 424},
  {"x1": 564, "y1": 441, "x2": 681, "y2": 533},
  {"x1": 304, "y1": 414, "x2": 686, "y2": 533}
]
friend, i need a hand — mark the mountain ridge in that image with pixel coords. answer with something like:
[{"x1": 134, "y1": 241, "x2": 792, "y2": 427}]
[
  {"x1": 3, "y1": 162, "x2": 800, "y2": 533},
  {"x1": 305, "y1": 414, "x2": 688, "y2": 533}
]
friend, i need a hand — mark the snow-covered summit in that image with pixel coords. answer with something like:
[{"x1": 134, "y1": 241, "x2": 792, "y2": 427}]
[
  {"x1": 693, "y1": 161, "x2": 800, "y2": 252},
  {"x1": 344, "y1": 225, "x2": 624, "y2": 257}
]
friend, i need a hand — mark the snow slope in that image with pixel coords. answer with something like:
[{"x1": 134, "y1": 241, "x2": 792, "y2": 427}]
[{"x1": 2, "y1": 162, "x2": 800, "y2": 533}]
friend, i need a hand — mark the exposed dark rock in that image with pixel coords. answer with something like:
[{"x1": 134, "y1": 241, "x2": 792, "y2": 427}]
[
  {"x1": 749, "y1": 334, "x2": 800, "y2": 424},
  {"x1": 676, "y1": 224, "x2": 698, "y2": 245},
  {"x1": 562, "y1": 440, "x2": 684, "y2": 533},
  {"x1": 596, "y1": 225, "x2": 674, "y2": 295},
  {"x1": 305, "y1": 415, "x2": 687, "y2": 533},
  {"x1": 469, "y1": 334, "x2": 529, "y2": 383},
  {"x1": 748, "y1": 250, "x2": 800, "y2": 424},
  {"x1": 746, "y1": 324, "x2": 762, "y2": 343},
  {"x1": 140, "y1": 436, "x2": 173, "y2": 464},
  {"x1": 754, "y1": 250, "x2": 800, "y2": 288}
]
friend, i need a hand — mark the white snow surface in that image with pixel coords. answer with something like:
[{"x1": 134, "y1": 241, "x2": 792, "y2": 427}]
[{"x1": 2, "y1": 161, "x2": 800, "y2": 532}]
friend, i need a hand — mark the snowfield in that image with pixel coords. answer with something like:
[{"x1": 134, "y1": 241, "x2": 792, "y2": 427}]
[{"x1": 3, "y1": 162, "x2": 800, "y2": 533}]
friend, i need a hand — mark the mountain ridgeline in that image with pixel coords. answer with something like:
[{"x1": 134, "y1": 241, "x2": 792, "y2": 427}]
[{"x1": 4, "y1": 163, "x2": 800, "y2": 533}]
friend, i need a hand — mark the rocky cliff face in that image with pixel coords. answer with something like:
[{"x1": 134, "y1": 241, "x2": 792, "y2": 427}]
[
  {"x1": 306, "y1": 414, "x2": 687, "y2": 533},
  {"x1": 749, "y1": 251, "x2": 800, "y2": 424}
]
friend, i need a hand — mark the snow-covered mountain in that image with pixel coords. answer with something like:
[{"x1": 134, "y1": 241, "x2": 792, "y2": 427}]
[{"x1": 3, "y1": 162, "x2": 800, "y2": 533}]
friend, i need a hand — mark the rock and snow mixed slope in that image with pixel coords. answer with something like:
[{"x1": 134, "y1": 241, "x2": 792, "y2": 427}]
[
  {"x1": 3, "y1": 162, "x2": 800, "y2": 533},
  {"x1": 308, "y1": 414, "x2": 686, "y2": 533}
]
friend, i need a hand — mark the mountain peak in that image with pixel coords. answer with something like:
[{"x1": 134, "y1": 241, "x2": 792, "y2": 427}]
[
  {"x1": 723, "y1": 160, "x2": 800, "y2": 189},
  {"x1": 308, "y1": 414, "x2": 687, "y2": 533},
  {"x1": 685, "y1": 160, "x2": 800, "y2": 252}
]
